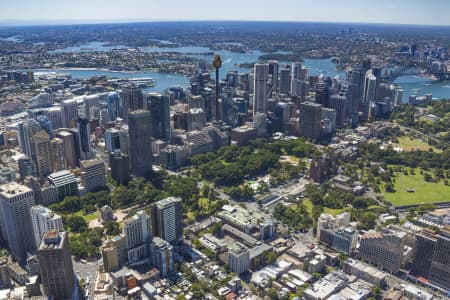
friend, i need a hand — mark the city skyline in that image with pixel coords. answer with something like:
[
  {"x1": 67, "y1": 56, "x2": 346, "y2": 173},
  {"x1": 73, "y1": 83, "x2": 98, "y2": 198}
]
[{"x1": 1, "y1": 0, "x2": 450, "y2": 26}]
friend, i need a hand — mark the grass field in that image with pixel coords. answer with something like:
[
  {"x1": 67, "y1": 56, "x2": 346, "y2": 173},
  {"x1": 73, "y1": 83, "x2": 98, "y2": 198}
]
[
  {"x1": 384, "y1": 169, "x2": 450, "y2": 206},
  {"x1": 393, "y1": 136, "x2": 441, "y2": 153},
  {"x1": 75, "y1": 210, "x2": 98, "y2": 222},
  {"x1": 302, "y1": 199, "x2": 346, "y2": 216}
]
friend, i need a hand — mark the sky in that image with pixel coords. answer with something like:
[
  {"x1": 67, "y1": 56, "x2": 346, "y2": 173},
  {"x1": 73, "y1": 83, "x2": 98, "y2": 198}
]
[{"x1": 0, "y1": 0, "x2": 449, "y2": 26}]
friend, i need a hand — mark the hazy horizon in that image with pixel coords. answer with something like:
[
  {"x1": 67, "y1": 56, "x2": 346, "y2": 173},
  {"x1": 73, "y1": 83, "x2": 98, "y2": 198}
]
[{"x1": 1, "y1": 0, "x2": 450, "y2": 27}]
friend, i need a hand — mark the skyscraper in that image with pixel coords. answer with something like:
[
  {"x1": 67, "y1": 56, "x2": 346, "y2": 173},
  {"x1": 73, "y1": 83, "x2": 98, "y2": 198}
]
[
  {"x1": 107, "y1": 92, "x2": 121, "y2": 121},
  {"x1": 279, "y1": 68, "x2": 291, "y2": 95},
  {"x1": 77, "y1": 117, "x2": 91, "y2": 160},
  {"x1": 17, "y1": 119, "x2": 41, "y2": 159},
  {"x1": 151, "y1": 197, "x2": 183, "y2": 243},
  {"x1": 363, "y1": 73, "x2": 377, "y2": 103},
  {"x1": 145, "y1": 92, "x2": 171, "y2": 141},
  {"x1": 61, "y1": 99, "x2": 78, "y2": 128},
  {"x1": 394, "y1": 88, "x2": 404, "y2": 106},
  {"x1": 428, "y1": 227, "x2": 450, "y2": 290},
  {"x1": 50, "y1": 138, "x2": 66, "y2": 172},
  {"x1": 411, "y1": 229, "x2": 437, "y2": 279},
  {"x1": 128, "y1": 110, "x2": 153, "y2": 178},
  {"x1": 37, "y1": 231, "x2": 74, "y2": 299},
  {"x1": 33, "y1": 130, "x2": 52, "y2": 179},
  {"x1": 0, "y1": 183, "x2": 35, "y2": 264},
  {"x1": 109, "y1": 152, "x2": 130, "y2": 185},
  {"x1": 18, "y1": 155, "x2": 36, "y2": 181},
  {"x1": 48, "y1": 170, "x2": 78, "y2": 201},
  {"x1": 120, "y1": 86, "x2": 144, "y2": 123},
  {"x1": 46, "y1": 106, "x2": 63, "y2": 130},
  {"x1": 123, "y1": 210, "x2": 151, "y2": 263},
  {"x1": 30, "y1": 205, "x2": 64, "y2": 248},
  {"x1": 330, "y1": 95, "x2": 347, "y2": 128},
  {"x1": 362, "y1": 73, "x2": 377, "y2": 119},
  {"x1": 268, "y1": 60, "x2": 279, "y2": 95},
  {"x1": 348, "y1": 67, "x2": 365, "y2": 123},
  {"x1": 299, "y1": 102, "x2": 323, "y2": 141},
  {"x1": 80, "y1": 159, "x2": 106, "y2": 193},
  {"x1": 55, "y1": 130, "x2": 78, "y2": 169},
  {"x1": 83, "y1": 95, "x2": 99, "y2": 120},
  {"x1": 291, "y1": 62, "x2": 307, "y2": 96},
  {"x1": 253, "y1": 63, "x2": 269, "y2": 115}
]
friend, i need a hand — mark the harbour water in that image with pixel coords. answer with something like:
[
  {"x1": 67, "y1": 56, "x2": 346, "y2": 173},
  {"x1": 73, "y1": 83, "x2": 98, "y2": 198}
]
[{"x1": 40, "y1": 43, "x2": 450, "y2": 101}]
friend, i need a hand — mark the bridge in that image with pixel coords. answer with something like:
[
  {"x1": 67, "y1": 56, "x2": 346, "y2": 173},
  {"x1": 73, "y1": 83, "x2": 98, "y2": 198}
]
[{"x1": 386, "y1": 60, "x2": 450, "y2": 82}]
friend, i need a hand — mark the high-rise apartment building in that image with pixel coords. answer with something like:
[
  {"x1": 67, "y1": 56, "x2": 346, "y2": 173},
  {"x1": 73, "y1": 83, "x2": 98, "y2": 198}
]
[
  {"x1": 123, "y1": 211, "x2": 151, "y2": 263},
  {"x1": 150, "y1": 237, "x2": 174, "y2": 277},
  {"x1": 30, "y1": 205, "x2": 63, "y2": 249},
  {"x1": 228, "y1": 242, "x2": 250, "y2": 274},
  {"x1": 151, "y1": 197, "x2": 183, "y2": 243}
]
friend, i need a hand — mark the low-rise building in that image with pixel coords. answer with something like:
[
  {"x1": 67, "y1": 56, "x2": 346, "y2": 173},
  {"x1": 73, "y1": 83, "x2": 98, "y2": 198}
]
[
  {"x1": 343, "y1": 258, "x2": 387, "y2": 287},
  {"x1": 303, "y1": 271, "x2": 349, "y2": 300},
  {"x1": 199, "y1": 234, "x2": 228, "y2": 253}
]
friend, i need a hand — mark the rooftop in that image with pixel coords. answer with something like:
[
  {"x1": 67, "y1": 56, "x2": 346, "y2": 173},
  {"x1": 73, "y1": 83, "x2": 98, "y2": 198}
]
[
  {"x1": 40, "y1": 230, "x2": 65, "y2": 250},
  {"x1": 0, "y1": 182, "x2": 32, "y2": 198}
]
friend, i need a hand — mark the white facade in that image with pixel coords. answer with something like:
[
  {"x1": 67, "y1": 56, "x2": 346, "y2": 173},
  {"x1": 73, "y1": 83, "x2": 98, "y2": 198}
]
[
  {"x1": 30, "y1": 205, "x2": 63, "y2": 248},
  {"x1": 123, "y1": 211, "x2": 151, "y2": 263},
  {"x1": 228, "y1": 243, "x2": 250, "y2": 274}
]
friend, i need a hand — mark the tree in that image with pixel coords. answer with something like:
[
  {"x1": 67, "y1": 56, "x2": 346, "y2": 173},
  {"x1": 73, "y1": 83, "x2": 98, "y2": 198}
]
[
  {"x1": 110, "y1": 185, "x2": 131, "y2": 208},
  {"x1": 262, "y1": 250, "x2": 277, "y2": 265},
  {"x1": 190, "y1": 282, "x2": 206, "y2": 299},
  {"x1": 312, "y1": 205, "x2": 324, "y2": 221},
  {"x1": 384, "y1": 182, "x2": 395, "y2": 193},
  {"x1": 65, "y1": 215, "x2": 88, "y2": 233},
  {"x1": 423, "y1": 172, "x2": 433, "y2": 182},
  {"x1": 104, "y1": 221, "x2": 121, "y2": 236},
  {"x1": 371, "y1": 286, "x2": 382, "y2": 300}
]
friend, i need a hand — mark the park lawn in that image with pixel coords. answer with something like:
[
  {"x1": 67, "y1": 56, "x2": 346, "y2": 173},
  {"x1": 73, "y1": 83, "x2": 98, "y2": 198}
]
[
  {"x1": 384, "y1": 170, "x2": 450, "y2": 206},
  {"x1": 75, "y1": 211, "x2": 98, "y2": 222},
  {"x1": 393, "y1": 136, "x2": 441, "y2": 153},
  {"x1": 303, "y1": 199, "x2": 346, "y2": 216}
]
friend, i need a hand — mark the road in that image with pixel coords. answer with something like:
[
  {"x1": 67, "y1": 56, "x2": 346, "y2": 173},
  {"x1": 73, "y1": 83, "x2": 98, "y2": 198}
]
[{"x1": 73, "y1": 258, "x2": 101, "y2": 299}]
